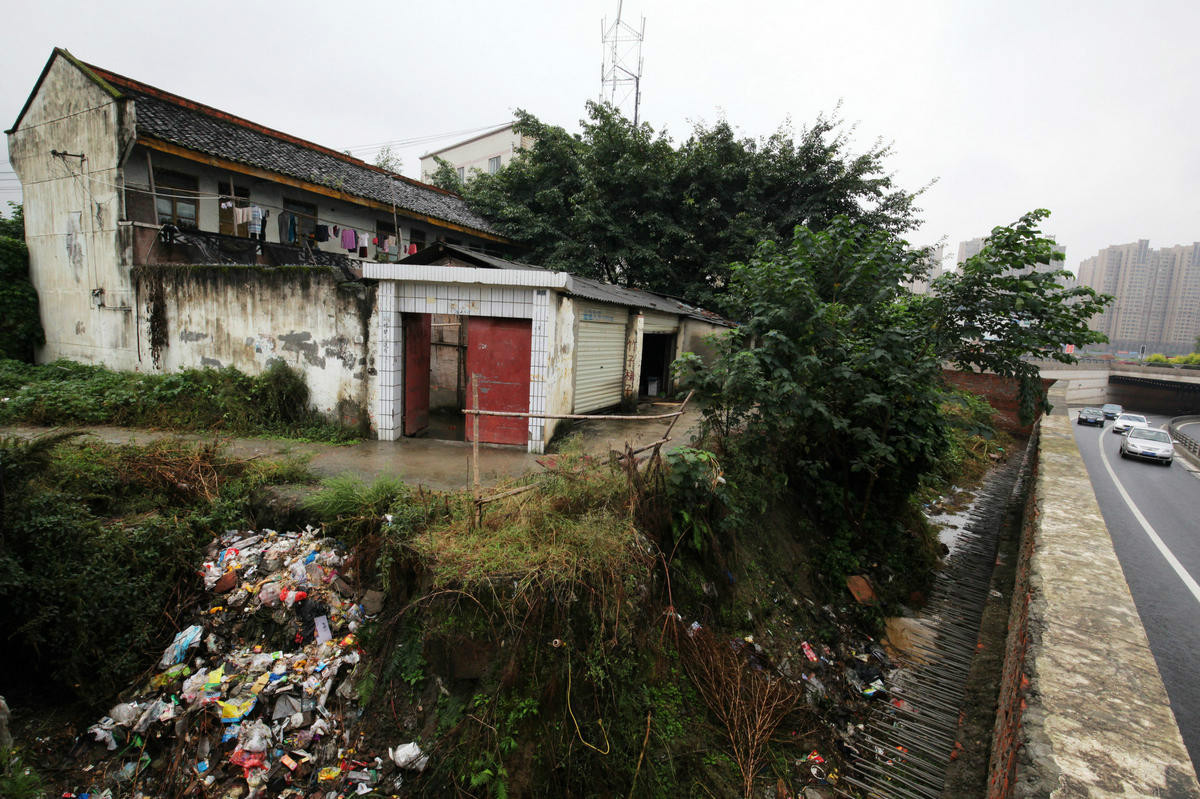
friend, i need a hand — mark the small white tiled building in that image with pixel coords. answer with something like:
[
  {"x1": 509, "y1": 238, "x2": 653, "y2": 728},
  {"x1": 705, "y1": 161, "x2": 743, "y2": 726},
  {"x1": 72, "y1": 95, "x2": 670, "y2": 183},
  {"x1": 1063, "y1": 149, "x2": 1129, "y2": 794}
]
[{"x1": 366, "y1": 244, "x2": 732, "y2": 452}]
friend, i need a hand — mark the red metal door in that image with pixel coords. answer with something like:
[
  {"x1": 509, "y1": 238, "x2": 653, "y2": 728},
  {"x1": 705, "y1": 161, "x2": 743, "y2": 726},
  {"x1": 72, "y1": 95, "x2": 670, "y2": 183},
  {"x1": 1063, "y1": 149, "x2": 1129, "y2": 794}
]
[
  {"x1": 403, "y1": 313, "x2": 431, "y2": 436},
  {"x1": 465, "y1": 318, "x2": 532, "y2": 446}
]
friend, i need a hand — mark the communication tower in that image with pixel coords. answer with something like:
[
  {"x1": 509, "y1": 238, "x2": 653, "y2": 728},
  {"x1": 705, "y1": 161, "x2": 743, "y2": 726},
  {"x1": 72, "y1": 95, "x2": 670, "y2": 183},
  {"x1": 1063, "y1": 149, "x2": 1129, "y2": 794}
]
[{"x1": 600, "y1": 2, "x2": 645, "y2": 125}]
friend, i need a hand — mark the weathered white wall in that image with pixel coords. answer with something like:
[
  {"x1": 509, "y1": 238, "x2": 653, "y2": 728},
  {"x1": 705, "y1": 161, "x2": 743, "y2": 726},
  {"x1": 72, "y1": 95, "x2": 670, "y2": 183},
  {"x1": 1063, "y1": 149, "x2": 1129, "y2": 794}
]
[
  {"x1": 675, "y1": 318, "x2": 728, "y2": 365},
  {"x1": 7, "y1": 55, "x2": 136, "y2": 368},
  {"x1": 418, "y1": 126, "x2": 530, "y2": 181},
  {"x1": 136, "y1": 266, "x2": 377, "y2": 426},
  {"x1": 544, "y1": 293, "x2": 576, "y2": 443}
]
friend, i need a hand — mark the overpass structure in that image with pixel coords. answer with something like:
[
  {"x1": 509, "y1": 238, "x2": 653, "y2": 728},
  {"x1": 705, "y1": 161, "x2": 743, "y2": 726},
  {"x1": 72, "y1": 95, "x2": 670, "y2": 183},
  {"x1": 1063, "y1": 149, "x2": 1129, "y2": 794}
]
[{"x1": 1033, "y1": 359, "x2": 1200, "y2": 417}]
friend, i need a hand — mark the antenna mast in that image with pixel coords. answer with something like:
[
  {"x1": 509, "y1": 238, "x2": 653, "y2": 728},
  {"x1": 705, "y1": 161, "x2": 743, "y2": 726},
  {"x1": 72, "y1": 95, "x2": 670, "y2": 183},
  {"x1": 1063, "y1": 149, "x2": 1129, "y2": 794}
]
[{"x1": 600, "y1": 1, "x2": 645, "y2": 125}]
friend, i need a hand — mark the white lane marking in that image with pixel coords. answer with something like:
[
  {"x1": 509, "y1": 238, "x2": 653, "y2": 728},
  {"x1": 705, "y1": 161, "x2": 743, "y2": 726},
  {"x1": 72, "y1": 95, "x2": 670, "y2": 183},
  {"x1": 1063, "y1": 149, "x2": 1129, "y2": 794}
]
[{"x1": 1097, "y1": 432, "x2": 1200, "y2": 605}]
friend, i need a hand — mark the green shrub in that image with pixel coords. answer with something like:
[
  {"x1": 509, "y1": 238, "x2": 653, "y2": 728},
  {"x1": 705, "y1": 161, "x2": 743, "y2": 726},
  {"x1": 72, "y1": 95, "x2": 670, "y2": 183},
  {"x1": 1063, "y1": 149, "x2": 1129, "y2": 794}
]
[{"x1": 0, "y1": 358, "x2": 356, "y2": 442}]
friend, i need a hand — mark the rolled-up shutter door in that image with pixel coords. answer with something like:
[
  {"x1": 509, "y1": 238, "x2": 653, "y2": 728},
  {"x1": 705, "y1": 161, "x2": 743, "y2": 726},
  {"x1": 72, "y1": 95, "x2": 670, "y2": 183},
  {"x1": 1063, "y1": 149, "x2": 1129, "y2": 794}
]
[
  {"x1": 574, "y1": 302, "x2": 627, "y2": 413},
  {"x1": 641, "y1": 311, "x2": 679, "y2": 333}
]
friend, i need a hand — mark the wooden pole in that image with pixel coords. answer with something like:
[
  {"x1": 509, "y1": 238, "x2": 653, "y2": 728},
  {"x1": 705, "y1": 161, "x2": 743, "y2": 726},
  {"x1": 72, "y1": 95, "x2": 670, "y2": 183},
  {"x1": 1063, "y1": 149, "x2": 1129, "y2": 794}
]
[
  {"x1": 462, "y1": 409, "x2": 683, "y2": 421},
  {"x1": 651, "y1": 389, "x2": 694, "y2": 460},
  {"x1": 472, "y1": 373, "x2": 481, "y2": 498}
]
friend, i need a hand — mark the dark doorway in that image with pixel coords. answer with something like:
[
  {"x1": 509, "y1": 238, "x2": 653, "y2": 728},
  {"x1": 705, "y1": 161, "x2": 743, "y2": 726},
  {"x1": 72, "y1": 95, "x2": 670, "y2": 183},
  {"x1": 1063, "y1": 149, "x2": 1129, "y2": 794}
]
[
  {"x1": 640, "y1": 333, "x2": 676, "y2": 398},
  {"x1": 402, "y1": 313, "x2": 431, "y2": 436}
]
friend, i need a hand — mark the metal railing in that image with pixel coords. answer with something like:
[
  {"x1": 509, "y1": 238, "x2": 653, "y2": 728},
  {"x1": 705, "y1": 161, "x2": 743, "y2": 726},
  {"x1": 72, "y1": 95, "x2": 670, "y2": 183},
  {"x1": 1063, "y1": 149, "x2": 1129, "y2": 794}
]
[{"x1": 1167, "y1": 415, "x2": 1200, "y2": 463}]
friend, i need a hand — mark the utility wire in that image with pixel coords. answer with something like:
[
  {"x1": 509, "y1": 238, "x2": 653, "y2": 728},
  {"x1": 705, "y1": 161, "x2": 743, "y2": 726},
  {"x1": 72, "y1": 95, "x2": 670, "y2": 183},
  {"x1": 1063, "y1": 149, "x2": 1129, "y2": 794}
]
[{"x1": 343, "y1": 121, "x2": 510, "y2": 155}]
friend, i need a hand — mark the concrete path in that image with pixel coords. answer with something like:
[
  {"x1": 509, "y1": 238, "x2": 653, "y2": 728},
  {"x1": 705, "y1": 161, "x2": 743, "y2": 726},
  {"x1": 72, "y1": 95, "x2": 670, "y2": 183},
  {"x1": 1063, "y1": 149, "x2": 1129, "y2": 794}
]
[{"x1": 1, "y1": 402, "x2": 704, "y2": 492}]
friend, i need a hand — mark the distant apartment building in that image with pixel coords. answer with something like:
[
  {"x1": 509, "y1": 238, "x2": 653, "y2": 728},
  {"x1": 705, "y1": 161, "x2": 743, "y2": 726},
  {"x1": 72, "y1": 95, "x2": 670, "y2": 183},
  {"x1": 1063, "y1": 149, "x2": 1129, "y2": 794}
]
[
  {"x1": 956, "y1": 236, "x2": 1066, "y2": 275},
  {"x1": 419, "y1": 123, "x2": 533, "y2": 183},
  {"x1": 905, "y1": 244, "x2": 946, "y2": 294},
  {"x1": 957, "y1": 237, "x2": 986, "y2": 266},
  {"x1": 1077, "y1": 240, "x2": 1200, "y2": 355}
]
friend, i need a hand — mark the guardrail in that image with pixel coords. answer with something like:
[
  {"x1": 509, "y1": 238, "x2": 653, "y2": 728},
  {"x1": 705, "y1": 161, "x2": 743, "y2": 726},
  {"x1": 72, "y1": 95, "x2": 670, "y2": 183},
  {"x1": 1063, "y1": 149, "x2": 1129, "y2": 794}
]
[{"x1": 1167, "y1": 415, "x2": 1200, "y2": 465}]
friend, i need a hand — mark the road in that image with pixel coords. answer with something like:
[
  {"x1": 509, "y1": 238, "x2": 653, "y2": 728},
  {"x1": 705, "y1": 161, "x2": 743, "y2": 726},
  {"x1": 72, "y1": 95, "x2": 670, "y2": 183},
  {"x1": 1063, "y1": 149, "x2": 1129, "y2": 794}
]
[{"x1": 1070, "y1": 409, "x2": 1200, "y2": 769}]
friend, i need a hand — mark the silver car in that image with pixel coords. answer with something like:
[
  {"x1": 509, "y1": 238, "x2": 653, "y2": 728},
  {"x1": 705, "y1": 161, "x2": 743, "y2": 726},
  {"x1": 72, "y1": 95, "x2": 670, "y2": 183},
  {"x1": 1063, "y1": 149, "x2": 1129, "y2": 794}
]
[
  {"x1": 1119, "y1": 426, "x2": 1174, "y2": 465},
  {"x1": 1111, "y1": 413, "x2": 1148, "y2": 434}
]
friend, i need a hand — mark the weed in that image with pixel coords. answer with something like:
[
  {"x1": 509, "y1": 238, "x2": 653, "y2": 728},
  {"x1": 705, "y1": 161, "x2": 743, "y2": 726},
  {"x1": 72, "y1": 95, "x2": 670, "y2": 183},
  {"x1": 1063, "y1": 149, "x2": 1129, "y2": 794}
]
[
  {"x1": 0, "y1": 358, "x2": 357, "y2": 442},
  {"x1": 0, "y1": 748, "x2": 46, "y2": 799}
]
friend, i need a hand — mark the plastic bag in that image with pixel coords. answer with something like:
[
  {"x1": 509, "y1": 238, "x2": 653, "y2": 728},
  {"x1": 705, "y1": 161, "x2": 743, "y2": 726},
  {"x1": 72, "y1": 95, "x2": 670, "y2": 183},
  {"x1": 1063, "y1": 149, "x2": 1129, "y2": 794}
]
[
  {"x1": 159, "y1": 624, "x2": 204, "y2": 669},
  {"x1": 239, "y1": 719, "x2": 272, "y2": 752},
  {"x1": 108, "y1": 702, "x2": 142, "y2": 727},
  {"x1": 389, "y1": 742, "x2": 429, "y2": 772}
]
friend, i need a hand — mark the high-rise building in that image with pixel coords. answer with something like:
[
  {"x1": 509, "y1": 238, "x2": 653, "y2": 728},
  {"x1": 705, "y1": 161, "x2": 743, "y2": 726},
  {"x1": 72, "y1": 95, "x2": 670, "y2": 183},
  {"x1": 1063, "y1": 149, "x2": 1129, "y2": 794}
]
[
  {"x1": 957, "y1": 237, "x2": 986, "y2": 266},
  {"x1": 905, "y1": 244, "x2": 945, "y2": 294},
  {"x1": 1076, "y1": 241, "x2": 1200, "y2": 355},
  {"x1": 956, "y1": 236, "x2": 1066, "y2": 275}
]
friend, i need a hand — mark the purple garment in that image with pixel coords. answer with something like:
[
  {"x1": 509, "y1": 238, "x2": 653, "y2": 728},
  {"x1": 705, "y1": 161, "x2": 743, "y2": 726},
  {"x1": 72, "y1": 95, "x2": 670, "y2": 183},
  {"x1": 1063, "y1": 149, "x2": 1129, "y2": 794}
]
[{"x1": 340, "y1": 228, "x2": 357, "y2": 251}]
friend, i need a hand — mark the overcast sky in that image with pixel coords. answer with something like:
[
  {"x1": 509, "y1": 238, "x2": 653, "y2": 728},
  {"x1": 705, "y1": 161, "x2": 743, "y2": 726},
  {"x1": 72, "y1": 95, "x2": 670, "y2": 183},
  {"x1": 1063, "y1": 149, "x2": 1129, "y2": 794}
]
[{"x1": 3, "y1": 0, "x2": 1197, "y2": 272}]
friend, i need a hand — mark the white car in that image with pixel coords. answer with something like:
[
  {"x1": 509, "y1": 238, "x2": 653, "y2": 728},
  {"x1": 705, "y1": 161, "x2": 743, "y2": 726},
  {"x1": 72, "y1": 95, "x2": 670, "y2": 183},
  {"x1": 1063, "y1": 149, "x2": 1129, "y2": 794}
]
[
  {"x1": 1111, "y1": 413, "x2": 1148, "y2": 434},
  {"x1": 1119, "y1": 426, "x2": 1174, "y2": 466}
]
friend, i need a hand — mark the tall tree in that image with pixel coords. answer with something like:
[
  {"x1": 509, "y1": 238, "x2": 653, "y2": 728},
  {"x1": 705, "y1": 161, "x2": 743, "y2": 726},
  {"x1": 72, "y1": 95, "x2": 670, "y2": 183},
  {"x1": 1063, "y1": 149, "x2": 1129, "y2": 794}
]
[
  {"x1": 680, "y1": 211, "x2": 1111, "y2": 578},
  {"x1": 926, "y1": 209, "x2": 1111, "y2": 421},
  {"x1": 464, "y1": 103, "x2": 922, "y2": 305},
  {"x1": 0, "y1": 204, "x2": 43, "y2": 362}
]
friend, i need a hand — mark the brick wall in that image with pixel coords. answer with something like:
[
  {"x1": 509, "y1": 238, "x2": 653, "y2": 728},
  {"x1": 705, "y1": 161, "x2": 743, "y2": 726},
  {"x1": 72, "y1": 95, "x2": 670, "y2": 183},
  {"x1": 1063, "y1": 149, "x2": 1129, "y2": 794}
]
[
  {"x1": 942, "y1": 369, "x2": 1055, "y2": 436},
  {"x1": 986, "y1": 443, "x2": 1039, "y2": 799}
]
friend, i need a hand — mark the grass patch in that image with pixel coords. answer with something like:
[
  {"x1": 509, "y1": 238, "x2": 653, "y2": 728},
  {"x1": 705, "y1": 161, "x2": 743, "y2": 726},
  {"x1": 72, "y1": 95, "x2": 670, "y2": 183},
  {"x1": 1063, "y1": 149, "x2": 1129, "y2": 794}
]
[
  {"x1": 300, "y1": 447, "x2": 644, "y2": 593},
  {"x1": 0, "y1": 357, "x2": 358, "y2": 442},
  {"x1": 414, "y1": 453, "x2": 640, "y2": 589}
]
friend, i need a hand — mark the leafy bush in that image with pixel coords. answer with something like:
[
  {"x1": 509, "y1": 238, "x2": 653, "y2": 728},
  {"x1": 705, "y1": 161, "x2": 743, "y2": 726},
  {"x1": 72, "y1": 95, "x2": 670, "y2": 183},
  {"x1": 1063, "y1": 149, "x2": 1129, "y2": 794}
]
[
  {"x1": 679, "y1": 218, "x2": 947, "y2": 591},
  {"x1": 0, "y1": 749, "x2": 46, "y2": 799},
  {"x1": 0, "y1": 358, "x2": 356, "y2": 442}
]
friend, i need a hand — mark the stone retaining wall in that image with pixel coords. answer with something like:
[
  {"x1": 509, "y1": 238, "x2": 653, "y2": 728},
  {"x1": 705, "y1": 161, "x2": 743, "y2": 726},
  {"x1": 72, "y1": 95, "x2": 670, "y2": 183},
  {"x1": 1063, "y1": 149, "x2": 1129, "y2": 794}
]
[{"x1": 986, "y1": 415, "x2": 1200, "y2": 798}]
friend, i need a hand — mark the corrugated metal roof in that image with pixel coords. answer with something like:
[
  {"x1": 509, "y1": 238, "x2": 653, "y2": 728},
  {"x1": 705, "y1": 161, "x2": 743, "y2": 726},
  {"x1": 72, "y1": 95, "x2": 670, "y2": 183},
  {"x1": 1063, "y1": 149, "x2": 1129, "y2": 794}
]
[{"x1": 401, "y1": 243, "x2": 733, "y2": 326}]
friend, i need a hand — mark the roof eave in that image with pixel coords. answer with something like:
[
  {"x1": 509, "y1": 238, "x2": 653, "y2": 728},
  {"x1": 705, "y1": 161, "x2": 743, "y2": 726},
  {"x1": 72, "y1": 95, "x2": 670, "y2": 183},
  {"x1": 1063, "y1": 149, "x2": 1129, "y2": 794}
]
[{"x1": 136, "y1": 135, "x2": 510, "y2": 244}]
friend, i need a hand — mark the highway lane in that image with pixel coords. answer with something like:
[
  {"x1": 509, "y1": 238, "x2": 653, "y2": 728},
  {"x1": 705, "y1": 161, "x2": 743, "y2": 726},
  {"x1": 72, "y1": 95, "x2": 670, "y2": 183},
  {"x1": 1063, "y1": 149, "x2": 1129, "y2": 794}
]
[{"x1": 1070, "y1": 409, "x2": 1200, "y2": 769}]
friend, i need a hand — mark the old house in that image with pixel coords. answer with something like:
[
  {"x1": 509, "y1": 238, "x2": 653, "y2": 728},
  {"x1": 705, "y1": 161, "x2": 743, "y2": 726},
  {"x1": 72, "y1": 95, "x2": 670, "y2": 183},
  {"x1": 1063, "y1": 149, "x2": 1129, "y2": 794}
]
[{"x1": 7, "y1": 48, "x2": 730, "y2": 452}]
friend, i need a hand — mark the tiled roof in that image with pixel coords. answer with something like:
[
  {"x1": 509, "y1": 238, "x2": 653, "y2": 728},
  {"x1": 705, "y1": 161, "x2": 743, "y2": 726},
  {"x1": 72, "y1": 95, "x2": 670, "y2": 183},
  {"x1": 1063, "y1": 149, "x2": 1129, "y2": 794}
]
[{"x1": 86, "y1": 63, "x2": 499, "y2": 237}]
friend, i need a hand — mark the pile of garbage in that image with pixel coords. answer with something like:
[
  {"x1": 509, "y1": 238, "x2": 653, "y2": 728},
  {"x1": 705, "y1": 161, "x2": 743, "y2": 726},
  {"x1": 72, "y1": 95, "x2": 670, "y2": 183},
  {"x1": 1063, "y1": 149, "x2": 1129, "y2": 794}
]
[{"x1": 69, "y1": 526, "x2": 427, "y2": 798}]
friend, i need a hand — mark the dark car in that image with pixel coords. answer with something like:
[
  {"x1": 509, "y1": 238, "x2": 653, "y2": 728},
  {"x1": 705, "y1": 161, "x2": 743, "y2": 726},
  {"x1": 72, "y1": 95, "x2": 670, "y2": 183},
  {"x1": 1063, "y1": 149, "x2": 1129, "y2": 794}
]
[
  {"x1": 1077, "y1": 408, "x2": 1105, "y2": 426},
  {"x1": 1102, "y1": 403, "x2": 1123, "y2": 419}
]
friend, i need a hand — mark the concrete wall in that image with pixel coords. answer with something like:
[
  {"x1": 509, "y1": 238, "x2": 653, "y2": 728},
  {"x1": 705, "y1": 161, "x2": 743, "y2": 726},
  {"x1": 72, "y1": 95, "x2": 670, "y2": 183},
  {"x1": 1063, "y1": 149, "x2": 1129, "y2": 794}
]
[
  {"x1": 674, "y1": 318, "x2": 728, "y2": 370},
  {"x1": 7, "y1": 55, "x2": 135, "y2": 367},
  {"x1": 429, "y1": 314, "x2": 464, "y2": 410},
  {"x1": 1039, "y1": 368, "x2": 1109, "y2": 410},
  {"x1": 988, "y1": 415, "x2": 1200, "y2": 797},
  {"x1": 132, "y1": 265, "x2": 377, "y2": 427},
  {"x1": 544, "y1": 293, "x2": 574, "y2": 443}
]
